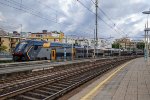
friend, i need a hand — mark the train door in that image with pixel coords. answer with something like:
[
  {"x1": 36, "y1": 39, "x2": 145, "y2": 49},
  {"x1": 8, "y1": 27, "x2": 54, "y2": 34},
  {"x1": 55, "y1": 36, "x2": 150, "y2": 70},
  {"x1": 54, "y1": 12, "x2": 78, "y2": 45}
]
[
  {"x1": 51, "y1": 49, "x2": 56, "y2": 60},
  {"x1": 73, "y1": 48, "x2": 76, "y2": 59}
]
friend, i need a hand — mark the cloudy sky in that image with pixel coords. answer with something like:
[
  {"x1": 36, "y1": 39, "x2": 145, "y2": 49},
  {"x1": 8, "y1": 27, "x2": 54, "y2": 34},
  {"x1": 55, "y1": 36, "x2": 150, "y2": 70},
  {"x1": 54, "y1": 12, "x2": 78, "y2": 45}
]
[{"x1": 0, "y1": 0, "x2": 150, "y2": 40}]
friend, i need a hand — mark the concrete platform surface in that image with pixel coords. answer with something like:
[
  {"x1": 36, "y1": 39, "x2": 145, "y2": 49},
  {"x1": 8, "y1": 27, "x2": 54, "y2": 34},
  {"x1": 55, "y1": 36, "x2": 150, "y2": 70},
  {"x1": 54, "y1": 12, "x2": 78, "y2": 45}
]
[
  {"x1": 0, "y1": 58, "x2": 12, "y2": 61},
  {"x1": 0, "y1": 58, "x2": 100, "y2": 75},
  {"x1": 69, "y1": 58, "x2": 150, "y2": 100}
]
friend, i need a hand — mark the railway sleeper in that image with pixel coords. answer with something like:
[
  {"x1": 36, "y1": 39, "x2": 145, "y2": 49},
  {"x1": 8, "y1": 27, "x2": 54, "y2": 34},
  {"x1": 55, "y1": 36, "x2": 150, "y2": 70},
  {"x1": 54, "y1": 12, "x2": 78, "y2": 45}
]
[
  {"x1": 0, "y1": 74, "x2": 68, "y2": 99},
  {"x1": 43, "y1": 67, "x2": 108, "y2": 100},
  {"x1": 52, "y1": 83, "x2": 69, "y2": 87},
  {"x1": 40, "y1": 87, "x2": 59, "y2": 94},
  {"x1": 57, "y1": 81, "x2": 73, "y2": 86},
  {"x1": 44, "y1": 86, "x2": 60, "y2": 92},
  {"x1": 37, "y1": 88, "x2": 55, "y2": 95},
  {"x1": 33, "y1": 89, "x2": 52, "y2": 96},
  {"x1": 42, "y1": 63, "x2": 129, "y2": 99},
  {"x1": 63, "y1": 77, "x2": 87, "y2": 83},
  {"x1": 24, "y1": 92, "x2": 47, "y2": 99},
  {"x1": 1, "y1": 61, "x2": 90, "y2": 84},
  {"x1": 47, "y1": 85, "x2": 64, "y2": 90},
  {"x1": 15, "y1": 94, "x2": 38, "y2": 100}
]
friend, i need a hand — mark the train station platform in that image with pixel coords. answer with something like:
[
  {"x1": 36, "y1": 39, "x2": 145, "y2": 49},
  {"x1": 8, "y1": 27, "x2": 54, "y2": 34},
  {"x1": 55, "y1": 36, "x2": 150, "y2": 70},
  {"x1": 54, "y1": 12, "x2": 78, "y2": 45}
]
[
  {"x1": 69, "y1": 57, "x2": 150, "y2": 100},
  {"x1": 0, "y1": 58, "x2": 12, "y2": 61},
  {"x1": 0, "y1": 58, "x2": 102, "y2": 75}
]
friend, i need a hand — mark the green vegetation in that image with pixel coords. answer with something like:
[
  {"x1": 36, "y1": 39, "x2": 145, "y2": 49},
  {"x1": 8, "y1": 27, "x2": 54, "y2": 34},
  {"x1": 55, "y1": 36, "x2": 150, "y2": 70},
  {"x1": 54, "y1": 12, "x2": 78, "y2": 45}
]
[
  {"x1": 136, "y1": 42, "x2": 145, "y2": 50},
  {"x1": 0, "y1": 45, "x2": 7, "y2": 51},
  {"x1": 112, "y1": 43, "x2": 122, "y2": 49}
]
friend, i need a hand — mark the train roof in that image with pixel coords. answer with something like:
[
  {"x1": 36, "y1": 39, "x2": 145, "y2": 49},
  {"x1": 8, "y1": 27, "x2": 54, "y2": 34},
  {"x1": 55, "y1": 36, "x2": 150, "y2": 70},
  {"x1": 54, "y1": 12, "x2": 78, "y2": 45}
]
[
  {"x1": 74, "y1": 45, "x2": 84, "y2": 49},
  {"x1": 20, "y1": 40, "x2": 86, "y2": 48},
  {"x1": 50, "y1": 42, "x2": 71, "y2": 48},
  {"x1": 19, "y1": 40, "x2": 46, "y2": 46}
]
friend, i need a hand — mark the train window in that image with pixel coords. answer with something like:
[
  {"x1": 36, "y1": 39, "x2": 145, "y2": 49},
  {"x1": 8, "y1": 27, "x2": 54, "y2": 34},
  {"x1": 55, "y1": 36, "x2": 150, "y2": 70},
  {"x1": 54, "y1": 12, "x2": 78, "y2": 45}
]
[
  {"x1": 16, "y1": 42, "x2": 27, "y2": 51},
  {"x1": 57, "y1": 53, "x2": 64, "y2": 57},
  {"x1": 34, "y1": 46, "x2": 38, "y2": 50},
  {"x1": 19, "y1": 42, "x2": 27, "y2": 49}
]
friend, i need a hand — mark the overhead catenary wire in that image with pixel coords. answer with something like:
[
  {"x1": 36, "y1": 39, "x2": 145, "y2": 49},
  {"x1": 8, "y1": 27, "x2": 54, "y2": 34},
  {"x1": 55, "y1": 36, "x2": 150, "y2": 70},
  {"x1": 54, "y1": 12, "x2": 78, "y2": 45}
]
[
  {"x1": 2, "y1": 0, "x2": 75, "y2": 30},
  {"x1": 2, "y1": 0, "x2": 78, "y2": 27},
  {"x1": 0, "y1": 0, "x2": 96, "y2": 35},
  {"x1": 0, "y1": 0, "x2": 57, "y2": 23},
  {"x1": 0, "y1": 21, "x2": 21, "y2": 28},
  {"x1": 90, "y1": 0, "x2": 96, "y2": 5},
  {"x1": 77, "y1": 0, "x2": 96, "y2": 15},
  {"x1": 78, "y1": 0, "x2": 123, "y2": 39},
  {"x1": 6, "y1": 0, "x2": 57, "y2": 19},
  {"x1": 97, "y1": 15, "x2": 123, "y2": 36},
  {"x1": 0, "y1": 0, "x2": 124, "y2": 38},
  {"x1": 0, "y1": 21, "x2": 22, "y2": 32},
  {"x1": 77, "y1": 0, "x2": 124, "y2": 37},
  {"x1": 36, "y1": 0, "x2": 58, "y2": 12},
  {"x1": 90, "y1": 0, "x2": 127, "y2": 36},
  {"x1": 98, "y1": 8, "x2": 127, "y2": 35},
  {"x1": 36, "y1": 0, "x2": 66, "y2": 16}
]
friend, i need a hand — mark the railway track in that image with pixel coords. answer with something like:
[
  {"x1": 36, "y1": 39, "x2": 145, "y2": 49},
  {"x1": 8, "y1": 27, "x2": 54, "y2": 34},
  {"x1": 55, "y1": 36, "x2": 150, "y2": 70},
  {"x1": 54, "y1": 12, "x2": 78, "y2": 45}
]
[
  {"x1": 0, "y1": 58, "x2": 105, "y2": 78},
  {"x1": 0, "y1": 56, "x2": 136, "y2": 100},
  {"x1": 0, "y1": 58, "x2": 110, "y2": 85},
  {"x1": 0, "y1": 59, "x2": 100, "y2": 85}
]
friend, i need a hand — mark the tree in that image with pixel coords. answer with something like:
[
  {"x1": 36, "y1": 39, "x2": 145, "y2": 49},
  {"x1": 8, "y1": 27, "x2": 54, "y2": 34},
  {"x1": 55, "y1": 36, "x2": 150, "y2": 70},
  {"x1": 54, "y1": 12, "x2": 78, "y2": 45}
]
[
  {"x1": 0, "y1": 45, "x2": 7, "y2": 51},
  {"x1": 136, "y1": 42, "x2": 145, "y2": 50},
  {"x1": 112, "y1": 43, "x2": 122, "y2": 49}
]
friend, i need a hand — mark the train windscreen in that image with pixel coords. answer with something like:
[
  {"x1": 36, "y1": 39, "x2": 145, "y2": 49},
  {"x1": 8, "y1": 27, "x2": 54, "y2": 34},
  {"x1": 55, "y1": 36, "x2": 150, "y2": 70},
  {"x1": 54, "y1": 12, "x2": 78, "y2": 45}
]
[{"x1": 15, "y1": 42, "x2": 27, "y2": 51}]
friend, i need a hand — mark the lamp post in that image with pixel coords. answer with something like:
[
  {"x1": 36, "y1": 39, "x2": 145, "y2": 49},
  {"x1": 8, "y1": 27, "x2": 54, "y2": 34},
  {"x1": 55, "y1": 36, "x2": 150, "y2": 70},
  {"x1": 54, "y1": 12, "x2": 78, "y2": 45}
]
[
  {"x1": 142, "y1": 10, "x2": 150, "y2": 62},
  {"x1": 86, "y1": 41, "x2": 89, "y2": 58},
  {"x1": 77, "y1": 38, "x2": 89, "y2": 58},
  {"x1": 94, "y1": 29, "x2": 96, "y2": 58},
  {"x1": 66, "y1": 35, "x2": 77, "y2": 60},
  {"x1": 72, "y1": 40, "x2": 74, "y2": 60},
  {"x1": 83, "y1": 39, "x2": 89, "y2": 58}
]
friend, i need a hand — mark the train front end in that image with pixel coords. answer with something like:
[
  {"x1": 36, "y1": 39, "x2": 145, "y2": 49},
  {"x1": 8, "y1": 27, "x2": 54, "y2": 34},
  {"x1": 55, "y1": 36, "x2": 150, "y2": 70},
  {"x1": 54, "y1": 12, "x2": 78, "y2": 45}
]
[{"x1": 12, "y1": 41, "x2": 29, "y2": 61}]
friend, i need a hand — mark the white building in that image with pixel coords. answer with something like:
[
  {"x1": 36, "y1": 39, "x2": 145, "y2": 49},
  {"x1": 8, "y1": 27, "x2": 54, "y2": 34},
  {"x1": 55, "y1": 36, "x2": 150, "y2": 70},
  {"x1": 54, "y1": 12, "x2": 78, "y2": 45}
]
[{"x1": 63, "y1": 36, "x2": 111, "y2": 49}]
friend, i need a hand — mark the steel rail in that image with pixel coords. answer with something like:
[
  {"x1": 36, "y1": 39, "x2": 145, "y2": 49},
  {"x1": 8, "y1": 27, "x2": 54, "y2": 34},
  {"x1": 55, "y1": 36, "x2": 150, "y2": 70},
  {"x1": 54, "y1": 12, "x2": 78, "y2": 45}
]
[{"x1": 0, "y1": 56, "x2": 136, "y2": 100}]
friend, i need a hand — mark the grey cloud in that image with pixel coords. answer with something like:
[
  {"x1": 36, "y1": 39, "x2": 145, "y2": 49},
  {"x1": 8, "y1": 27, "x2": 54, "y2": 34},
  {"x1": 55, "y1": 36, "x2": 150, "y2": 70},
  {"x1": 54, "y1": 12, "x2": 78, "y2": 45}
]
[{"x1": 0, "y1": 0, "x2": 149, "y2": 40}]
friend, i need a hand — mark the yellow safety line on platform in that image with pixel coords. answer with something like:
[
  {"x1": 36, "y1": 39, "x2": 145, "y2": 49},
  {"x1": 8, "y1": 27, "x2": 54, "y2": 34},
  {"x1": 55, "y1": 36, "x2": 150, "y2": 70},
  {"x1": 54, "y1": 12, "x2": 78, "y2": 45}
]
[{"x1": 80, "y1": 60, "x2": 134, "y2": 100}]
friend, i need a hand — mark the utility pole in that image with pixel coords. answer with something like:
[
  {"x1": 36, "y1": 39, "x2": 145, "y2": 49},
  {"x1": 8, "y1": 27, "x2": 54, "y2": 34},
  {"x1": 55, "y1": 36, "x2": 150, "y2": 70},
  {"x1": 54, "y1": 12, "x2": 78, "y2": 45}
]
[
  {"x1": 95, "y1": 0, "x2": 98, "y2": 57},
  {"x1": 94, "y1": 29, "x2": 96, "y2": 58},
  {"x1": 65, "y1": 36, "x2": 67, "y2": 43}
]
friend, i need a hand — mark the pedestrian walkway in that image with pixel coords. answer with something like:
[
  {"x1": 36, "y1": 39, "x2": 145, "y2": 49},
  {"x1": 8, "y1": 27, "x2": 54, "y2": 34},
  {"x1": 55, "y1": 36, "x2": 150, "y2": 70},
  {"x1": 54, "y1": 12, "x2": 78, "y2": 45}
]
[{"x1": 69, "y1": 57, "x2": 150, "y2": 100}]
